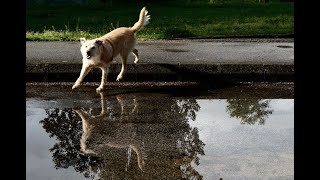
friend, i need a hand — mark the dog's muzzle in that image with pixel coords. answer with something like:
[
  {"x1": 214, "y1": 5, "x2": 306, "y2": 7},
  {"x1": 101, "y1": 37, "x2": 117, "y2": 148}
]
[{"x1": 86, "y1": 51, "x2": 91, "y2": 59}]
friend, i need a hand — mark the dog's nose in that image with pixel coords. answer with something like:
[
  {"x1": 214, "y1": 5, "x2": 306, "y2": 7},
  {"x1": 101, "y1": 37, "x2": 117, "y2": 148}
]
[{"x1": 87, "y1": 51, "x2": 91, "y2": 56}]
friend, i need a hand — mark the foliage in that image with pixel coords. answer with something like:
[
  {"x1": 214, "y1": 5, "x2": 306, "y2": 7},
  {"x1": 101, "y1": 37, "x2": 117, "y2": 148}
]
[
  {"x1": 26, "y1": 0, "x2": 293, "y2": 40},
  {"x1": 226, "y1": 99, "x2": 273, "y2": 125}
]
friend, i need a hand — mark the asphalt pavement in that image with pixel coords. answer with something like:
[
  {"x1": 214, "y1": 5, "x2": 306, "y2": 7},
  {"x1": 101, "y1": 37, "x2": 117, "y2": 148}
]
[{"x1": 26, "y1": 38, "x2": 294, "y2": 82}]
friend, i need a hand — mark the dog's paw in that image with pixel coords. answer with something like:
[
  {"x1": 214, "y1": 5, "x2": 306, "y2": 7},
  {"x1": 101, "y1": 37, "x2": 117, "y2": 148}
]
[
  {"x1": 79, "y1": 149, "x2": 97, "y2": 156},
  {"x1": 116, "y1": 75, "x2": 123, "y2": 81},
  {"x1": 96, "y1": 86, "x2": 104, "y2": 92},
  {"x1": 72, "y1": 83, "x2": 80, "y2": 90},
  {"x1": 72, "y1": 107, "x2": 81, "y2": 111}
]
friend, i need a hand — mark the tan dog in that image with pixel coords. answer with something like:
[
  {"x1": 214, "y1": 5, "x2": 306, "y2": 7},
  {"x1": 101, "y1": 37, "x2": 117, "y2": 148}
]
[
  {"x1": 72, "y1": 7, "x2": 150, "y2": 92},
  {"x1": 73, "y1": 92, "x2": 145, "y2": 170}
]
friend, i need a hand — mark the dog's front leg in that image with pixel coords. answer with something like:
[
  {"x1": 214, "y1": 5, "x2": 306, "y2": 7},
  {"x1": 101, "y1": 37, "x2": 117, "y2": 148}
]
[
  {"x1": 73, "y1": 108, "x2": 96, "y2": 155},
  {"x1": 96, "y1": 64, "x2": 110, "y2": 92},
  {"x1": 93, "y1": 92, "x2": 107, "y2": 118},
  {"x1": 72, "y1": 64, "x2": 91, "y2": 90}
]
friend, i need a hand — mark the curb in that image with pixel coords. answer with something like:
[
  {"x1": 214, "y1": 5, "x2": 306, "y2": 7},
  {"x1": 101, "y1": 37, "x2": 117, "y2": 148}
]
[{"x1": 26, "y1": 63, "x2": 294, "y2": 83}]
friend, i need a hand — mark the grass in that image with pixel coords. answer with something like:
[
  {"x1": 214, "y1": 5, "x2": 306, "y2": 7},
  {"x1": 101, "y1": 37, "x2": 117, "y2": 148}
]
[{"x1": 26, "y1": 0, "x2": 293, "y2": 41}]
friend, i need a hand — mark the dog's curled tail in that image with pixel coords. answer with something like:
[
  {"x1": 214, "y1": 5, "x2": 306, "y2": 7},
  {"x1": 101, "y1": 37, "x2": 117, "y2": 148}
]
[{"x1": 131, "y1": 7, "x2": 150, "y2": 33}]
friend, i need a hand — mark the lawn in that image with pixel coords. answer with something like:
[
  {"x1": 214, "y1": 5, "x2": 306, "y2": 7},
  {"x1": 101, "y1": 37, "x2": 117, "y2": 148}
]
[{"x1": 26, "y1": 0, "x2": 294, "y2": 41}]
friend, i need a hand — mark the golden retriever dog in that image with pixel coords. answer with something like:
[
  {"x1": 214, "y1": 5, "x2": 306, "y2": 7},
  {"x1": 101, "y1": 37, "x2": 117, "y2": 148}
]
[
  {"x1": 73, "y1": 92, "x2": 145, "y2": 170},
  {"x1": 72, "y1": 7, "x2": 150, "y2": 92}
]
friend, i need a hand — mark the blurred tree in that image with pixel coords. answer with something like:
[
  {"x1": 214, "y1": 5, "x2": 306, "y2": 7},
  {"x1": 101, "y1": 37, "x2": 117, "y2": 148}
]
[
  {"x1": 40, "y1": 108, "x2": 100, "y2": 178},
  {"x1": 226, "y1": 99, "x2": 273, "y2": 125}
]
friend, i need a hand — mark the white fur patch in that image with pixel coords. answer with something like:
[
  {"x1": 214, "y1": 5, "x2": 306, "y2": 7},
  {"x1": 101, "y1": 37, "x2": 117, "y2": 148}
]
[{"x1": 142, "y1": 9, "x2": 151, "y2": 27}]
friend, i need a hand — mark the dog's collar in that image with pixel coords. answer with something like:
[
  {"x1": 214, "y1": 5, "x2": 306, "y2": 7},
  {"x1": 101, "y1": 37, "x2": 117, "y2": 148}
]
[{"x1": 104, "y1": 38, "x2": 114, "y2": 57}]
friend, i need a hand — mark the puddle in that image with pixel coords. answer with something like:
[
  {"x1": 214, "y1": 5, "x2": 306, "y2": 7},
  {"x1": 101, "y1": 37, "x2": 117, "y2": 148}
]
[
  {"x1": 164, "y1": 48, "x2": 190, "y2": 52},
  {"x1": 276, "y1": 45, "x2": 293, "y2": 48},
  {"x1": 26, "y1": 92, "x2": 293, "y2": 180}
]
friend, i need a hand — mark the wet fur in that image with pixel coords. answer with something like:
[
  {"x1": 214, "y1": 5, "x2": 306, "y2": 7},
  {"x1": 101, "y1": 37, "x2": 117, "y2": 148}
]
[{"x1": 72, "y1": 7, "x2": 150, "y2": 92}]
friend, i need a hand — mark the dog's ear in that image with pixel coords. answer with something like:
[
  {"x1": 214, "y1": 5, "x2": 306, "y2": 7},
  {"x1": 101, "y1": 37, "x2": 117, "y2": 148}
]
[
  {"x1": 95, "y1": 40, "x2": 103, "y2": 46},
  {"x1": 80, "y1": 37, "x2": 87, "y2": 45}
]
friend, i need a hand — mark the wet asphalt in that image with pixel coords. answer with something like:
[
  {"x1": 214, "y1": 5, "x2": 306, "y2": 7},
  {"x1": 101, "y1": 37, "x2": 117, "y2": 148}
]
[{"x1": 26, "y1": 81, "x2": 294, "y2": 100}]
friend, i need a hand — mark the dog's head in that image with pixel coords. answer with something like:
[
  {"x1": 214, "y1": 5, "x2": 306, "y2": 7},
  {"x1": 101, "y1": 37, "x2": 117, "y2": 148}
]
[{"x1": 80, "y1": 37, "x2": 103, "y2": 60}]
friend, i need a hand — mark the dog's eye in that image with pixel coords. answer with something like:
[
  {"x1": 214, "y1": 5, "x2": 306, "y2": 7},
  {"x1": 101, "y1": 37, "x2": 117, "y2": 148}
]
[{"x1": 91, "y1": 47, "x2": 95, "y2": 50}]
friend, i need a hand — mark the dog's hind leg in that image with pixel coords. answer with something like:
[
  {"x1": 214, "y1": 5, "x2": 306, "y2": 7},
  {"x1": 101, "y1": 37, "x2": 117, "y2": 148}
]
[
  {"x1": 132, "y1": 49, "x2": 139, "y2": 64},
  {"x1": 116, "y1": 54, "x2": 128, "y2": 81},
  {"x1": 96, "y1": 64, "x2": 110, "y2": 92},
  {"x1": 130, "y1": 144, "x2": 146, "y2": 171}
]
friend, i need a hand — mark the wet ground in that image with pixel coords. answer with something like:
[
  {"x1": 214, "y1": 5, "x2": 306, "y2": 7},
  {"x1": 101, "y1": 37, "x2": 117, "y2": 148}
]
[{"x1": 26, "y1": 83, "x2": 293, "y2": 180}]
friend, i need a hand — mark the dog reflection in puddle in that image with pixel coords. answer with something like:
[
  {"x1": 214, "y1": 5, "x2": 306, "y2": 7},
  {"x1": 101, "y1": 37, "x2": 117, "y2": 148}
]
[{"x1": 73, "y1": 92, "x2": 146, "y2": 170}]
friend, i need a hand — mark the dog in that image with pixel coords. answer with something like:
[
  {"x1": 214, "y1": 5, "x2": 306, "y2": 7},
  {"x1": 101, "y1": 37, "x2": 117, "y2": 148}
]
[
  {"x1": 73, "y1": 92, "x2": 146, "y2": 170},
  {"x1": 72, "y1": 7, "x2": 150, "y2": 92}
]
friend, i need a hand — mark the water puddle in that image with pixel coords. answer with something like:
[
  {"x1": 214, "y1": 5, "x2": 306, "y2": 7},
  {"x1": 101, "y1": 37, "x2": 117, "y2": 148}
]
[
  {"x1": 26, "y1": 92, "x2": 293, "y2": 180},
  {"x1": 276, "y1": 45, "x2": 293, "y2": 48},
  {"x1": 164, "y1": 48, "x2": 190, "y2": 52}
]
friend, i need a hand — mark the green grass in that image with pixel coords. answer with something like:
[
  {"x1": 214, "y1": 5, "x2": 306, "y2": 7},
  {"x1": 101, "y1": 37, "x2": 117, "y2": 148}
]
[{"x1": 26, "y1": 0, "x2": 293, "y2": 41}]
